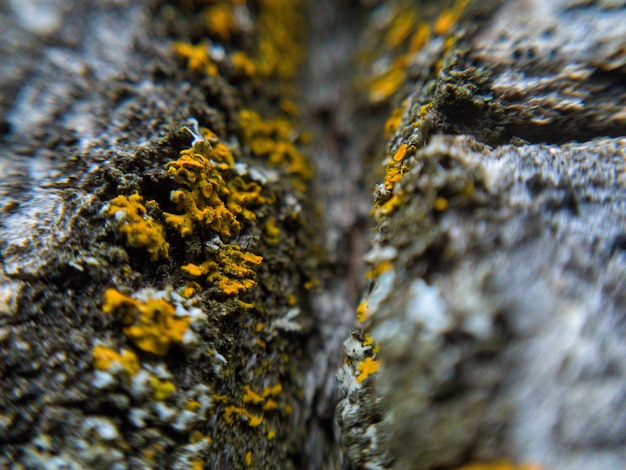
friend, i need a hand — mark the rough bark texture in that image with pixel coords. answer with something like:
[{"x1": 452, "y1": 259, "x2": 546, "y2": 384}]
[
  {"x1": 1, "y1": 0, "x2": 625, "y2": 469},
  {"x1": 338, "y1": 1, "x2": 626, "y2": 469}
]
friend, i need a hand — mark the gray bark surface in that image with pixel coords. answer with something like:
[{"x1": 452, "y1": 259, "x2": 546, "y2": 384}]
[{"x1": 338, "y1": 1, "x2": 626, "y2": 469}]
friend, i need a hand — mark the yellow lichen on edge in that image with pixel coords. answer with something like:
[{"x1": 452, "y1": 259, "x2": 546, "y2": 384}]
[{"x1": 356, "y1": 357, "x2": 381, "y2": 383}]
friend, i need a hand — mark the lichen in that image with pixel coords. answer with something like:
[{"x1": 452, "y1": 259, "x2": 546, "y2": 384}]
[
  {"x1": 238, "y1": 109, "x2": 314, "y2": 185},
  {"x1": 163, "y1": 131, "x2": 268, "y2": 239},
  {"x1": 107, "y1": 193, "x2": 169, "y2": 261},
  {"x1": 356, "y1": 357, "x2": 381, "y2": 383},
  {"x1": 433, "y1": 0, "x2": 470, "y2": 36},
  {"x1": 102, "y1": 288, "x2": 191, "y2": 356},
  {"x1": 181, "y1": 242, "x2": 263, "y2": 296},
  {"x1": 92, "y1": 345, "x2": 140, "y2": 376},
  {"x1": 174, "y1": 41, "x2": 219, "y2": 77}
]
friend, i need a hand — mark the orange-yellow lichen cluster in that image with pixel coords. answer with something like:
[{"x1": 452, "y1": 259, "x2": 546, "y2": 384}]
[
  {"x1": 365, "y1": 260, "x2": 394, "y2": 280},
  {"x1": 173, "y1": 42, "x2": 218, "y2": 77},
  {"x1": 181, "y1": 243, "x2": 263, "y2": 295},
  {"x1": 92, "y1": 345, "x2": 140, "y2": 376},
  {"x1": 239, "y1": 109, "x2": 313, "y2": 184},
  {"x1": 150, "y1": 375, "x2": 177, "y2": 401},
  {"x1": 366, "y1": 0, "x2": 468, "y2": 104},
  {"x1": 108, "y1": 193, "x2": 170, "y2": 261},
  {"x1": 222, "y1": 382, "x2": 283, "y2": 430},
  {"x1": 175, "y1": 0, "x2": 305, "y2": 83},
  {"x1": 92, "y1": 344, "x2": 176, "y2": 400},
  {"x1": 102, "y1": 288, "x2": 190, "y2": 356},
  {"x1": 204, "y1": 3, "x2": 240, "y2": 42},
  {"x1": 356, "y1": 301, "x2": 369, "y2": 323},
  {"x1": 255, "y1": 0, "x2": 306, "y2": 81},
  {"x1": 434, "y1": 0, "x2": 470, "y2": 36},
  {"x1": 164, "y1": 131, "x2": 267, "y2": 239},
  {"x1": 243, "y1": 383, "x2": 282, "y2": 412},
  {"x1": 224, "y1": 406, "x2": 264, "y2": 427},
  {"x1": 356, "y1": 357, "x2": 381, "y2": 383}
]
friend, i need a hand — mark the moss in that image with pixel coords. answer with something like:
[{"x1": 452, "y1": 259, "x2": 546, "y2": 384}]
[{"x1": 107, "y1": 193, "x2": 170, "y2": 261}]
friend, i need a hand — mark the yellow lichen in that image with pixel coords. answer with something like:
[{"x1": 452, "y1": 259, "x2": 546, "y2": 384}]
[
  {"x1": 204, "y1": 3, "x2": 240, "y2": 42},
  {"x1": 264, "y1": 217, "x2": 281, "y2": 245},
  {"x1": 181, "y1": 243, "x2": 263, "y2": 296},
  {"x1": 164, "y1": 132, "x2": 268, "y2": 239},
  {"x1": 231, "y1": 51, "x2": 258, "y2": 78},
  {"x1": 433, "y1": 0, "x2": 470, "y2": 36},
  {"x1": 243, "y1": 385, "x2": 265, "y2": 405},
  {"x1": 255, "y1": 0, "x2": 306, "y2": 81},
  {"x1": 102, "y1": 289, "x2": 190, "y2": 356},
  {"x1": 174, "y1": 41, "x2": 219, "y2": 76},
  {"x1": 263, "y1": 399, "x2": 278, "y2": 411},
  {"x1": 384, "y1": 107, "x2": 405, "y2": 138},
  {"x1": 365, "y1": 260, "x2": 394, "y2": 279},
  {"x1": 433, "y1": 196, "x2": 449, "y2": 212},
  {"x1": 362, "y1": 334, "x2": 381, "y2": 354},
  {"x1": 108, "y1": 193, "x2": 170, "y2": 261},
  {"x1": 224, "y1": 406, "x2": 263, "y2": 427},
  {"x1": 385, "y1": 7, "x2": 418, "y2": 48},
  {"x1": 356, "y1": 301, "x2": 369, "y2": 323},
  {"x1": 150, "y1": 376, "x2": 177, "y2": 401},
  {"x1": 356, "y1": 357, "x2": 381, "y2": 383},
  {"x1": 373, "y1": 193, "x2": 403, "y2": 220},
  {"x1": 368, "y1": 58, "x2": 407, "y2": 104},
  {"x1": 392, "y1": 143, "x2": 408, "y2": 162},
  {"x1": 239, "y1": 109, "x2": 314, "y2": 183},
  {"x1": 383, "y1": 164, "x2": 404, "y2": 191},
  {"x1": 409, "y1": 22, "x2": 432, "y2": 53},
  {"x1": 92, "y1": 345, "x2": 140, "y2": 376}
]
